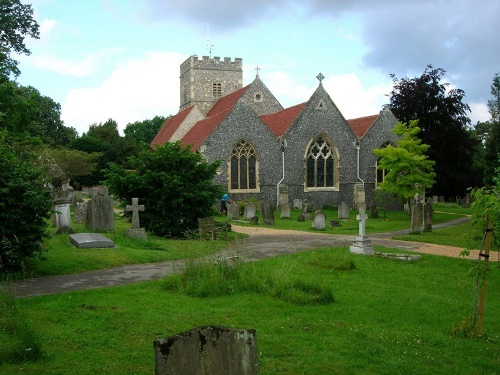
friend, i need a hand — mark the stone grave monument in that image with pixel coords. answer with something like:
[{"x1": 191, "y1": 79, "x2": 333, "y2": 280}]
[
  {"x1": 227, "y1": 202, "x2": 239, "y2": 220},
  {"x1": 153, "y1": 326, "x2": 258, "y2": 375},
  {"x1": 278, "y1": 184, "x2": 289, "y2": 208},
  {"x1": 244, "y1": 202, "x2": 257, "y2": 220},
  {"x1": 74, "y1": 200, "x2": 87, "y2": 224},
  {"x1": 260, "y1": 200, "x2": 275, "y2": 225},
  {"x1": 312, "y1": 210, "x2": 326, "y2": 230},
  {"x1": 53, "y1": 197, "x2": 74, "y2": 234},
  {"x1": 293, "y1": 198, "x2": 303, "y2": 209},
  {"x1": 85, "y1": 191, "x2": 115, "y2": 232},
  {"x1": 423, "y1": 197, "x2": 433, "y2": 232},
  {"x1": 69, "y1": 233, "x2": 115, "y2": 249},
  {"x1": 349, "y1": 207, "x2": 374, "y2": 254},
  {"x1": 126, "y1": 198, "x2": 147, "y2": 240},
  {"x1": 280, "y1": 202, "x2": 292, "y2": 219},
  {"x1": 411, "y1": 202, "x2": 423, "y2": 234},
  {"x1": 338, "y1": 201, "x2": 350, "y2": 220}
]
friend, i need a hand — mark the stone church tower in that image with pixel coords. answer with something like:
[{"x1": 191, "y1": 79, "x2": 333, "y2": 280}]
[{"x1": 179, "y1": 55, "x2": 243, "y2": 115}]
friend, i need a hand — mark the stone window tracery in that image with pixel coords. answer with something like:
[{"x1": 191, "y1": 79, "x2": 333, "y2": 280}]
[
  {"x1": 229, "y1": 139, "x2": 259, "y2": 192},
  {"x1": 305, "y1": 135, "x2": 339, "y2": 190}
]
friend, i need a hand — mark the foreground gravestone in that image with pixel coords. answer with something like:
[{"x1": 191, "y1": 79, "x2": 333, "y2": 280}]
[
  {"x1": 85, "y1": 195, "x2": 115, "y2": 232},
  {"x1": 227, "y1": 202, "x2": 240, "y2": 220},
  {"x1": 69, "y1": 233, "x2": 115, "y2": 248},
  {"x1": 338, "y1": 201, "x2": 350, "y2": 220},
  {"x1": 244, "y1": 202, "x2": 257, "y2": 220},
  {"x1": 260, "y1": 200, "x2": 275, "y2": 225},
  {"x1": 153, "y1": 326, "x2": 258, "y2": 375},
  {"x1": 349, "y1": 208, "x2": 374, "y2": 254},
  {"x1": 126, "y1": 198, "x2": 147, "y2": 240},
  {"x1": 293, "y1": 198, "x2": 303, "y2": 209},
  {"x1": 280, "y1": 202, "x2": 292, "y2": 219},
  {"x1": 74, "y1": 201, "x2": 87, "y2": 224},
  {"x1": 312, "y1": 210, "x2": 326, "y2": 230},
  {"x1": 411, "y1": 202, "x2": 423, "y2": 234}
]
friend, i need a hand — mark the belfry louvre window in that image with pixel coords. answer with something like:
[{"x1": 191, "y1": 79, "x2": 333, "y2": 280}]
[
  {"x1": 230, "y1": 139, "x2": 258, "y2": 191},
  {"x1": 305, "y1": 135, "x2": 339, "y2": 190},
  {"x1": 212, "y1": 83, "x2": 222, "y2": 97}
]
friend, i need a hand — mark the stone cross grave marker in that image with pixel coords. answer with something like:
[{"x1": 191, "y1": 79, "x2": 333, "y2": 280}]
[
  {"x1": 126, "y1": 198, "x2": 145, "y2": 229},
  {"x1": 349, "y1": 207, "x2": 374, "y2": 254},
  {"x1": 126, "y1": 198, "x2": 147, "y2": 240}
]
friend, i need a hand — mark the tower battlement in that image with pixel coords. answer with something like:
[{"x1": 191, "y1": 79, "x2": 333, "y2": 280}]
[{"x1": 180, "y1": 55, "x2": 242, "y2": 75}]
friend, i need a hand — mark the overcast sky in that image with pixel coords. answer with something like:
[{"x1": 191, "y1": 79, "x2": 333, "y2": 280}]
[{"x1": 16, "y1": 0, "x2": 500, "y2": 135}]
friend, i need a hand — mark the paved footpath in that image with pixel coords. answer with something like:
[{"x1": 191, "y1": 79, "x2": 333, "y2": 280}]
[{"x1": 8, "y1": 216, "x2": 482, "y2": 298}]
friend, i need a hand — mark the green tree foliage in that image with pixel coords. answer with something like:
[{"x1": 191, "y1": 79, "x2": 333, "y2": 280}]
[
  {"x1": 373, "y1": 121, "x2": 436, "y2": 204},
  {"x1": 0, "y1": 0, "x2": 39, "y2": 78},
  {"x1": 0, "y1": 80, "x2": 77, "y2": 147},
  {"x1": 482, "y1": 74, "x2": 500, "y2": 184},
  {"x1": 70, "y1": 119, "x2": 137, "y2": 186},
  {"x1": 0, "y1": 132, "x2": 52, "y2": 271},
  {"x1": 42, "y1": 148, "x2": 100, "y2": 187},
  {"x1": 104, "y1": 142, "x2": 222, "y2": 238},
  {"x1": 124, "y1": 115, "x2": 167, "y2": 145},
  {"x1": 388, "y1": 65, "x2": 482, "y2": 198}
]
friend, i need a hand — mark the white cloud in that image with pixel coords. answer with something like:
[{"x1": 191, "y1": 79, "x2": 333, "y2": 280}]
[
  {"x1": 469, "y1": 102, "x2": 490, "y2": 124},
  {"x1": 39, "y1": 18, "x2": 57, "y2": 38},
  {"x1": 61, "y1": 51, "x2": 186, "y2": 135}
]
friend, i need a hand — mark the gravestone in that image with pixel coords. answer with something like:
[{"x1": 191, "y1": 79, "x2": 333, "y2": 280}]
[
  {"x1": 411, "y1": 202, "x2": 423, "y2": 234},
  {"x1": 312, "y1": 210, "x2": 326, "y2": 230},
  {"x1": 260, "y1": 200, "x2": 275, "y2": 225},
  {"x1": 280, "y1": 202, "x2": 292, "y2": 219},
  {"x1": 69, "y1": 233, "x2": 115, "y2": 248},
  {"x1": 249, "y1": 216, "x2": 259, "y2": 225},
  {"x1": 153, "y1": 326, "x2": 258, "y2": 375},
  {"x1": 227, "y1": 202, "x2": 239, "y2": 220},
  {"x1": 338, "y1": 201, "x2": 349, "y2": 220},
  {"x1": 297, "y1": 213, "x2": 305, "y2": 222},
  {"x1": 349, "y1": 208, "x2": 374, "y2": 254},
  {"x1": 278, "y1": 185, "x2": 289, "y2": 207},
  {"x1": 439, "y1": 195, "x2": 445, "y2": 203},
  {"x1": 126, "y1": 198, "x2": 147, "y2": 240},
  {"x1": 302, "y1": 201, "x2": 310, "y2": 214},
  {"x1": 85, "y1": 195, "x2": 115, "y2": 232},
  {"x1": 54, "y1": 197, "x2": 74, "y2": 234},
  {"x1": 244, "y1": 203, "x2": 257, "y2": 220},
  {"x1": 462, "y1": 193, "x2": 471, "y2": 208},
  {"x1": 72, "y1": 190, "x2": 83, "y2": 206},
  {"x1": 423, "y1": 198, "x2": 433, "y2": 232},
  {"x1": 293, "y1": 198, "x2": 303, "y2": 209},
  {"x1": 432, "y1": 195, "x2": 438, "y2": 204},
  {"x1": 74, "y1": 200, "x2": 88, "y2": 224}
]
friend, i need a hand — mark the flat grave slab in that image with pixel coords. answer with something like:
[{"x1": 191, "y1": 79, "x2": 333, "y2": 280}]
[{"x1": 69, "y1": 233, "x2": 115, "y2": 249}]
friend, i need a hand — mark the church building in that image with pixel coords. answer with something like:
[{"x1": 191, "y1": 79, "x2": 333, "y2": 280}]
[{"x1": 151, "y1": 55, "x2": 399, "y2": 209}]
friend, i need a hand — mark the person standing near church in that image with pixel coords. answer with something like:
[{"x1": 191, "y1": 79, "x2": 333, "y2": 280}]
[{"x1": 220, "y1": 193, "x2": 233, "y2": 215}]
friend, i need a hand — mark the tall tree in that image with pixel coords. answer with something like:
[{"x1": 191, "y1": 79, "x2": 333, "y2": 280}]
[
  {"x1": 482, "y1": 74, "x2": 500, "y2": 184},
  {"x1": 0, "y1": 0, "x2": 39, "y2": 78},
  {"x1": 388, "y1": 65, "x2": 482, "y2": 198},
  {"x1": 373, "y1": 121, "x2": 435, "y2": 204},
  {"x1": 124, "y1": 115, "x2": 167, "y2": 146}
]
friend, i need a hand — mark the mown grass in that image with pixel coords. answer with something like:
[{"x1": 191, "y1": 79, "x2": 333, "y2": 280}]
[{"x1": 1, "y1": 247, "x2": 499, "y2": 374}]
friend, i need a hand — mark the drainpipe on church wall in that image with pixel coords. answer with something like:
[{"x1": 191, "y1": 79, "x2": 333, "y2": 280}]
[
  {"x1": 355, "y1": 139, "x2": 364, "y2": 186},
  {"x1": 276, "y1": 139, "x2": 287, "y2": 209}
]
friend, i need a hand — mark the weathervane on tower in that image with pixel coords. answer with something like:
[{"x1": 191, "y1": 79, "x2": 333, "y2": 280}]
[{"x1": 206, "y1": 22, "x2": 214, "y2": 58}]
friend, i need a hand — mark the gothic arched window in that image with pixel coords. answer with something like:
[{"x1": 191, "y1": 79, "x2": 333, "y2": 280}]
[
  {"x1": 229, "y1": 139, "x2": 259, "y2": 192},
  {"x1": 305, "y1": 135, "x2": 339, "y2": 190}
]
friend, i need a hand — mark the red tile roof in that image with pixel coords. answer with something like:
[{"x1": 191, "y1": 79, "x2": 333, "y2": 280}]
[
  {"x1": 151, "y1": 105, "x2": 195, "y2": 147},
  {"x1": 260, "y1": 103, "x2": 307, "y2": 137},
  {"x1": 206, "y1": 86, "x2": 249, "y2": 117},
  {"x1": 181, "y1": 109, "x2": 231, "y2": 150},
  {"x1": 347, "y1": 114, "x2": 379, "y2": 137}
]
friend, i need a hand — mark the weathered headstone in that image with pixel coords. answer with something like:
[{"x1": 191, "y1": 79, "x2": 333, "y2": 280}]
[
  {"x1": 411, "y1": 202, "x2": 423, "y2": 234},
  {"x1": 227, "y1": 202, "x2": 239, "y2": 220},
  {"x1": 69, "y1": 233, "x2": 115, "y2": 248},
  {"x1": 74, "y1": 200, "x2": 88, "y2": 224},
  {"x1": 249, "y1": 216, "x2": 259, "y2": 225},
  {"x1": 439, "y1": 195, "x2": 445, "y2": 203},
  {"x1": 293, "y1": 198, "x2": 303, "y2": 209},
  {"x1": 280, "y1": 202, "x2": 292, "y2": 219},
  {"x1": 302, "y1": 201, "x2": 310, "y2": 214},
  {"x1": 338, "y1": 201, "x2": 349, "y2": 220},
  {"x1": 312, "y1": 210, "x2": 326, "y2": 230},
  {"x1": 85, "y1": 195, "x2": 115, "y2": 232},
  {"x1": 462, "y1": 193, "x2": 471, "y2": 208},
  {"x1": 423, "y1": 198, "x2": 433, "y2": 232},
  {"x1": 297, "y1": 213, "x2": 305, "y2": 222},
  {"x1": 244, "y1": 202, "x2": 257, "y2": 220},
  {"x1": 278, "y1": 185, "x2": 289, "y2": 207},
  {"x1": 349, "y1": 208, "x2": 374, "y2": 254},
  {"x1": 126, "y1": 198, "x2": 147, "y2": 240},
  {"x1": 369, "y1": 205, "x2": 379, "y2": 219},
  {"x1": 260, "y1": 200, "x2": 275, "y2": 225},
  {"x1": 153, "y1": 326, "x2": 258, "y2": 375},
  {"x1": 54, "y1": 197, "x2": 74, "y2": 234},
  {"x1": 432, "y1": 195, "x2": 438, "y2": 204}
]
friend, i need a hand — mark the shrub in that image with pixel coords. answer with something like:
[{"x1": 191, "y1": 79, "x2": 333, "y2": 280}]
[
  {"x1": 0, "y1": 135, "x2": 52, "y2": 271},
  {"x1": 104, "y1": 142, "x2": 222, "y2": 238}
]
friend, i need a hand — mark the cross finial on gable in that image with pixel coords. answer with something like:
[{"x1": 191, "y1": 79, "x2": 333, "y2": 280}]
[
  {"x1": 255, "y1": 66, "x2": 260, "y2": 78},
  {"x1": 316, "y1": 72, "x2": 325, "y2": 84}
]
